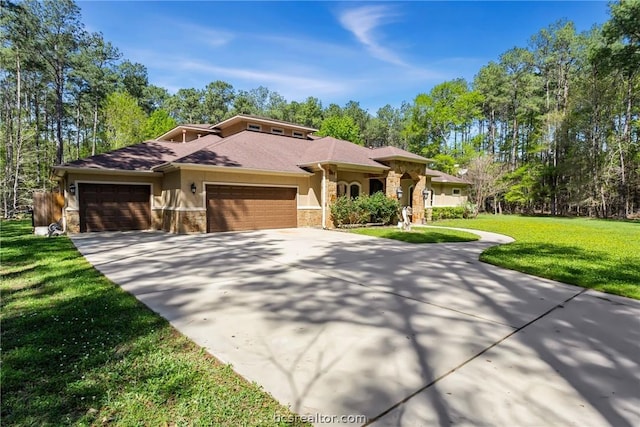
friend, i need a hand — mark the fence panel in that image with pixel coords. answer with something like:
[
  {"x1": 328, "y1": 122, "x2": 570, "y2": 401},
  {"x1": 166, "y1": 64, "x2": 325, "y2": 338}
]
[{"x1": 32, "y1": 192, "x2": 64, "y2": 227}]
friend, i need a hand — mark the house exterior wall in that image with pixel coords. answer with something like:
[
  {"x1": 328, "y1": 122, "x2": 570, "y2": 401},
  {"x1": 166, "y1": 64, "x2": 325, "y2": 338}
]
[
  {"x1": 336, "y1": 171, "x2": 370, "y2": 197},
  {"x1": 431, "y1": 183, "x2": 469, "y2": 207},
  {"x1": 219, "y1": 121, "x2": 246, "y2": 137}
]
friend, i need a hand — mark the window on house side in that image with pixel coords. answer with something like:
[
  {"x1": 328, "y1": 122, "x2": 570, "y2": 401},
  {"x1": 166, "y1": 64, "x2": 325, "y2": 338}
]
[
  {"x1": 337, "y1": 182, "x2": 347, "y2": 197},
  {"x1": 350, "y1": 183, "x2": 360, "y2": 199},
  {"x1": 452, "y1": 188, "x2": 461, "y2": 196},
  {"x1": 247, "y1": 123, "x2": 261, "y2": 131},
  {"x1": 293, "y1": 131, "x2": 304, "y2": 138},
  {"x1": 271, "y1": 127, "x2": 284, "y2": 135}
]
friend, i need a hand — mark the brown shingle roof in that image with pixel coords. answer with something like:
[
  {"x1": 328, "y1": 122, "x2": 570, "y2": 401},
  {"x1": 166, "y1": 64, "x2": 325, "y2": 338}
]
[
  {"x1": 299, "y1": 136, "x2": 389, "y2": 169},
  {"x1": 59, "y1": 134, "x2": 222, "y2": 171},
  {"x1": 370, "y1": 146, "x2": 431, "y2": 163},
  {"x1": 428, "y1": 168, "x2": 469, "y2": 184},
  {"x1": 57, "y1": 127, "x2": 433, "y2": 176},
  {"x1": 173, "y1": 131, "x2": 313, "y2": 174}
]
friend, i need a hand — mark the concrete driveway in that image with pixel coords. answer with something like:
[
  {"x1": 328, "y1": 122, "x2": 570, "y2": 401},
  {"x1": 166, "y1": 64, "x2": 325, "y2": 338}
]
[{"x1": 72, "y1": 227, "x2": 640, "y2": 426}]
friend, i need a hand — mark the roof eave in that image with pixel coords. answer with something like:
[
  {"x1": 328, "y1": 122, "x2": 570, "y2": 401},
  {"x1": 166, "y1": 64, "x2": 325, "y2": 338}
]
[
  {"x1": 212, "y1": 114, "x2": 318, "y2": 133},
  {"x1": 370, "y1": 155, "x2": 432, "y2": 164},
  {"x1": 164, "y1": 162, "x2": 314, "y2": 177},
  {"x1": 299, "y1": 160, "x2": 389, "y2": 172},
  {"x1": 51, "y1": 166, "x2": 163, "y2": 177},
  {"x1": 156, "y1": 125, "x2": 217, "y2": 141}
]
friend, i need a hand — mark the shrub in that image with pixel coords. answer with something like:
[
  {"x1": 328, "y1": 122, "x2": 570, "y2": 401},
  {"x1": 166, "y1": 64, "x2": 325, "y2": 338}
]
[
  {"x1": 330, "y1": 192, "x2": 399, "y2": 227},
  {"x1": 431, "y1": 206, "x2": 466, "y2": 221},
  {"x1": 362, "y1": 192, "x2": 399, "y2": 224},
  {"x1": 330, "y1": 196, "x2": 368, "y2": 226}
]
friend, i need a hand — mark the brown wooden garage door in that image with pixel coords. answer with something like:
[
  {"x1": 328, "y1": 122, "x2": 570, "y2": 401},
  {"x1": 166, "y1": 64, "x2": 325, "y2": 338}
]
[
  {"x1": 79, "y1": 183, "x2": 151, "y2": 232},
  {"x1": 206, "y1": 185, "x2": 297, "y2": 232}
]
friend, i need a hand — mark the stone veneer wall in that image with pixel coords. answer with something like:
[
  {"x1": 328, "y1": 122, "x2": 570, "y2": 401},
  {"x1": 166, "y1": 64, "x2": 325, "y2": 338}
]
[
  {"x1": 324, "y1": 166, "x2": 338, "y2": 229},
  {"x1": 178, "y1": 211, "x2": 206, "y2": 233},
  {"x1": 65, "y1": 210, "x2": 80, "y2": 233},
  {"x1": 297, "y1": 209, "x2": 323, "y2": 227},
  {"x1": 151, "y1": 210, "x2": 163, "y2": 230},
  {"x1": 162, "y1": 210, "x2": 177, "y2": 233}
]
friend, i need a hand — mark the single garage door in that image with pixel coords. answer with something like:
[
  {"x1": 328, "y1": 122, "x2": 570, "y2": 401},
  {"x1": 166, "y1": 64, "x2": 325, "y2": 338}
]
[
  {"x1": 206, "y1": 185, "x2": 297, "y2": 232},
  {"x1": 79, "y1": 183, "x2": 151, "y2": 232}
]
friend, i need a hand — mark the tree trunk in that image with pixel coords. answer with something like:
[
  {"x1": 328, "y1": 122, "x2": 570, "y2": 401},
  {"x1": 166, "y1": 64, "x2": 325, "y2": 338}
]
[
  {"x1": 55, "y1": 70, "x2": 64, "y2": 165},
  {"x1": 12, "y1": 51, "x2": 22, "y2": 215},
  {"x1": 92, "y1": 99, "x2": 98, "y2": 156}
]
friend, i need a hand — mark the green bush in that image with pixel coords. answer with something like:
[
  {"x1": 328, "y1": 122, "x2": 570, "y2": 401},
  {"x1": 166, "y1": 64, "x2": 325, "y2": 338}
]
[
  {"x1": 362, "y1": 192, "x2": 399, "y2": 224},
  {"x1": 331, "y1": 192, "x2": 399, "y2": 227},
  {"x1": 330, "y1": 196, "x2": 368, "y2": 226},
  {"x1": 431, "y1": 206, "x2": 466, "y2": 221}
]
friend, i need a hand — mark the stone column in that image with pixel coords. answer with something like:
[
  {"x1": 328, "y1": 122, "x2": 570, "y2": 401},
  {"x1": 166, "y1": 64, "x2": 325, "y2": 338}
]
[
  {"x1": 412, "y1": 174, "x2": 426, "y2": 223},
  {"x1": 325, "y1": 165, "x2": 337, "y2": 228},
  {"x1": 385, "y1": 169, "x2": 402, "y2": 201}
]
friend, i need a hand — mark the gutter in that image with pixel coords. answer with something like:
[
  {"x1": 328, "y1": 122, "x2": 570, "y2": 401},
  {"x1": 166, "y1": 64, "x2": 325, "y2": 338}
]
[
  {"x1": 51, "y1": 166, "x2": 163, "y2": 178},
  {"x1": 319, "y1": 163, "x2": 327, "y2": 229}
]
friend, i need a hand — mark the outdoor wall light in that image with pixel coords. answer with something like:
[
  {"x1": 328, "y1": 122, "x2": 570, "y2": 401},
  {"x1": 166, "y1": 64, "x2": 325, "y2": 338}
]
[
  {"x1": 69, "y1": 183, "x2": 76, "y2": 195},
  {"x1": 396, "y1": 187, "x2": 403, "y2": 200},
  {"x1": 422, "y1": 188, "x2": 430, "y2": 198},
  {"x1": 190, "y1": 182, "x2": 197, "y2": 194}
]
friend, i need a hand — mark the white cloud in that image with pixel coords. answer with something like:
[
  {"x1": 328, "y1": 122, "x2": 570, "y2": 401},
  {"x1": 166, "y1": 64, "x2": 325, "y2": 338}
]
[
  {"x1": 175, "y1": 60, "x2": 352, "y2": 100},
  {"x1": 338, "y1": 5, "x2": 406, "y2": 67},
  {"x1": 172, "y1": 21, "x2": 235, "y2": 48}
]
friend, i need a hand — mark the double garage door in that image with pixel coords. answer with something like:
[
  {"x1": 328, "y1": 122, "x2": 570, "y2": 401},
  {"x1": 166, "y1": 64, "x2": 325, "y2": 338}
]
[
  {"x1": 206, "y1": 185, "x2": 297, "y2": 232},
  {"x1": 78, "y1": 183, "x2": 296, "y2": 233},
  {"x1": 79, "y1": 183, "x2": 150, "y2": 232}
]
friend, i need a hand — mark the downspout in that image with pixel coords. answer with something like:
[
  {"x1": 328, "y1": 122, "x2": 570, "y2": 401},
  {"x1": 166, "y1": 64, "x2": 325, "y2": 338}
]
[{"x1": 319, "y1": 163, "x2": 326, "y2": 229}]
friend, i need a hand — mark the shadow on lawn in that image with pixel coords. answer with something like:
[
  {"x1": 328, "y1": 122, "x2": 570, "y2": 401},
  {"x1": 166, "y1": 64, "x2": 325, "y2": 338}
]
[
  {"x1": 1, "y1": 221, "x2": 296, "y2": 426},
  {"x1": 1, "y1": 223, "x2": 180, "y2": 424}
]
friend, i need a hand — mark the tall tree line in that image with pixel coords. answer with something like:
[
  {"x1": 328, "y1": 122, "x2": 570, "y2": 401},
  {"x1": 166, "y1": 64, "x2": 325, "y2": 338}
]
[{"x1": 1, "y1": 0, "x2": 638, "y2": 218}]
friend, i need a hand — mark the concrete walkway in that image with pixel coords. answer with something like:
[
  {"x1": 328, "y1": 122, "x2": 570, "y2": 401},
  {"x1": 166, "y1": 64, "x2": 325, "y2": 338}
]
[{"x1": 71, "y1": 227, "x2": 640, "y2": 426}]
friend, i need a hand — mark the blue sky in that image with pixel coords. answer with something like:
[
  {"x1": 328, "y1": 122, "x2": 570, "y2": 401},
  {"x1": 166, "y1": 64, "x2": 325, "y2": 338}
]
[{"x1": 78, "y1": 1, "x2": 610, "y2": 113}]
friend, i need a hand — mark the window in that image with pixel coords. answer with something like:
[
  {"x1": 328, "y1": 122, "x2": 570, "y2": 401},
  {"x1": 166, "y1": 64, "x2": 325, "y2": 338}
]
[
  {"x1": 337, "y1": 182, "x2": 347, "y2": 197},
  {"x1": 452, "y1": 188, "x2": 461, "y2": 196},
  {"x1": 292, "y1": 131, "x2": 305, "y2": 138},
  {"x1": 247, "y1": 123, "x2": 261, "y2": 132},
  {"x1": 337, "y1": 181, "x2": 361, "y2": 199},
  {"x1": 271, "y1": 127, "x2": 284, "y2": 135},
  {"x1": 350, "y1": 183, "x2": 360, "y2": 199}
]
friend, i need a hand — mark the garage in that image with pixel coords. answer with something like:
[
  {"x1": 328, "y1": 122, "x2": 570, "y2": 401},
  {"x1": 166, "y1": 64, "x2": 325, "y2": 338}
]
[
  {"x1": 79, "y1": 183, "x2": 151, "y2": 232},
  {"x1": 206, "y1": 185, "x2": 297, "y2": 232}
]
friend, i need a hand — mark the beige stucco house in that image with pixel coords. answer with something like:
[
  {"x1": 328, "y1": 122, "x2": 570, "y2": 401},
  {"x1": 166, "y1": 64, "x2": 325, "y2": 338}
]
[
  {"x1": 427, "y1": 170, "x2": 470, "y2": 208},
  {"x1": 52, "y1": 115, "x2": 459, "y2": 233}
]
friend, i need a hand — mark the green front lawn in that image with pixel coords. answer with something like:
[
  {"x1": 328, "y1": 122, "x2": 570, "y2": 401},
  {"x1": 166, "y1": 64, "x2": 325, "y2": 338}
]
[
  {"x1": 351, "y1": 226, "x2": 479, "y2": 243},
  {"x1": 0, "y1": 220, "x2": 305, "y2": 426},
  {"x1": 435, "y1": 215, "x2": 640, "y2": 300}
]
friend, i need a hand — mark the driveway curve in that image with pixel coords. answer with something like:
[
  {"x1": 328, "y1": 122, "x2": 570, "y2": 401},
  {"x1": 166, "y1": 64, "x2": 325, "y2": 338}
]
[{"x1": 72, "y1": 228, "x2": 640, "y2": 427}]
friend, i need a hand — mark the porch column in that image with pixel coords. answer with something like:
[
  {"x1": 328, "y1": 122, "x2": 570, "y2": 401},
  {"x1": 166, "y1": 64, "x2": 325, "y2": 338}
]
[
  {"x1": 385, "y1": 170, "x2": 402, "y2": 201},
  {"x1": 325, "y1": 165, "x2": 338, "y2": 228},
  {"x1": 412, "y1": 175, "x2": 427, "y2": 223}
]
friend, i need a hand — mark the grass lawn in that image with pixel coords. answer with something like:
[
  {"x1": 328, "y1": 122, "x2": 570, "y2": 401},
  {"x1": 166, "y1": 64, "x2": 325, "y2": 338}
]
[
  {"x1": 434, "y1": 215, "x2": 640, "y2": 300},
  {"x1": 0, "y1": 220, "x2": 306, "y2": 426},
  {"x1": 351, "y1": 226, "x2": 479, "y2": 243}
]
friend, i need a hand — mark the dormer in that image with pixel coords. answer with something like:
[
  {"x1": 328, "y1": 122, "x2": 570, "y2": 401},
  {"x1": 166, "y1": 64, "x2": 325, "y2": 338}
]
[
  {"x1": 156, "y1": 124, "x2": 218, "y2": 143},
  {"x1": 212, "y1": 114, "x2": 317, "y2": 139}
]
